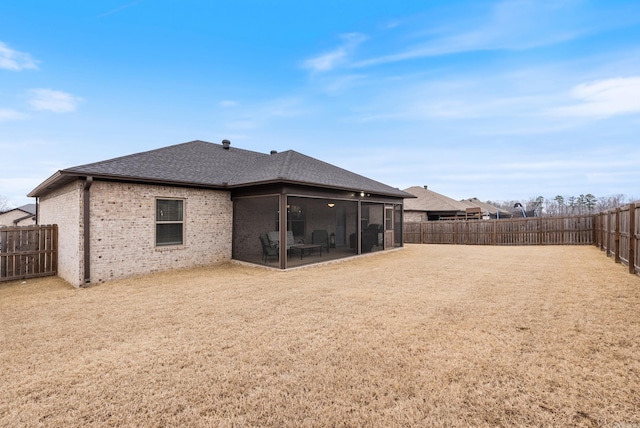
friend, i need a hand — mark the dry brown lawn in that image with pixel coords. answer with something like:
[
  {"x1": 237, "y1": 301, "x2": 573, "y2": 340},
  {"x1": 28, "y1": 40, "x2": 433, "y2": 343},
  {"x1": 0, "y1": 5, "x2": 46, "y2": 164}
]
[{"x1": 1, "y1": 244, "x2": 639, "y2": 427}]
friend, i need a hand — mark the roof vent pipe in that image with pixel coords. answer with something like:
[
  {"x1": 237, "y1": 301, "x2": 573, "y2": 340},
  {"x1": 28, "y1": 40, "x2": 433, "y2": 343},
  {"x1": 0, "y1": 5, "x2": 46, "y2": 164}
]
[
  {"x1": 270, "y1": 150, "x2": 278, "y2": 155},
  {"x1": 222, "y1": 139, "x2": 231, "y2": 150},
  {"x1": 424, "y1": 185, "x2": 428, "y2": 189}
]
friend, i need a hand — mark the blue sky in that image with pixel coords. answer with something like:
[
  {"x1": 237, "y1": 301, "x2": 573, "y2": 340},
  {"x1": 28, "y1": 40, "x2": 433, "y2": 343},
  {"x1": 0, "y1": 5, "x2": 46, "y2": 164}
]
[{"x1": 1, "y1": 0, "x2": 639, "y2": 208}]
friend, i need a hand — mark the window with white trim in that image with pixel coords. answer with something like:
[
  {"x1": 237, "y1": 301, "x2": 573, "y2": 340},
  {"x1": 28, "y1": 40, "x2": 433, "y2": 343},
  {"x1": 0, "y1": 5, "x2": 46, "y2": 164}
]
[{"x1": 156, "y1": 199, "x2": 184, "y2": 246}]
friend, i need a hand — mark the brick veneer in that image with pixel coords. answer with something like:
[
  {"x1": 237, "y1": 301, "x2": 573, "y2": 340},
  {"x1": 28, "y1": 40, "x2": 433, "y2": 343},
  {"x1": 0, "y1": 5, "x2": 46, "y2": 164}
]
[
  {"x1": 40, "y1": 179, "x2": 232, "y2": 287},
  {"x1": 403, "y1": 211, "x2": 426, "y2": 223},
  {"x1": 38, "y1": 180, "x2": 84, "y2": 286}
]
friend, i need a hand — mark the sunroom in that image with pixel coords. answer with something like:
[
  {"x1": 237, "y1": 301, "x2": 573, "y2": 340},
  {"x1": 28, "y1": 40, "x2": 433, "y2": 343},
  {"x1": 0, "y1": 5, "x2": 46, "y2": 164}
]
[{"x1": 232, "y1": 184, "x2": 405, "y2": 269}]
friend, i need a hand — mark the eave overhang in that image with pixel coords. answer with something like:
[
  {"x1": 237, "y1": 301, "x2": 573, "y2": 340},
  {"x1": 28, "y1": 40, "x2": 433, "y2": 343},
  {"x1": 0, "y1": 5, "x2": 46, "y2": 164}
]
[{"x1": 30, "y1": 171, "x2": 415, "y2": 201}]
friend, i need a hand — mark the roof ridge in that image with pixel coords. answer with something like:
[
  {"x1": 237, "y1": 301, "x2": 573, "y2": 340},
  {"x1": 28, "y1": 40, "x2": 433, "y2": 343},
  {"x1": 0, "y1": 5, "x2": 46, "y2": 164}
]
[
  {"x1": 63, "y1": 140, "x2": 266, "y2": 173},
  {"x1": 30, "y1": 141, "x2": 412, "y2": 199},
  {"x1": 63, "y1": 140, "x2": 207, "y2": 172},
  {"x1": 278, "y1": 150, "x2": 295, "y2": 179},
  {"x1": 224, "y1": 150, "x2": 271, "y2": 184}
]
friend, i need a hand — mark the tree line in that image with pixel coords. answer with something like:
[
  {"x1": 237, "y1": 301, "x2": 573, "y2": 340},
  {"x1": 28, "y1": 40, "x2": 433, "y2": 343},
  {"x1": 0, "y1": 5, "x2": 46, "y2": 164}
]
[{"x1": 486, "y1": 194, "x2": 636, "y2": 217}]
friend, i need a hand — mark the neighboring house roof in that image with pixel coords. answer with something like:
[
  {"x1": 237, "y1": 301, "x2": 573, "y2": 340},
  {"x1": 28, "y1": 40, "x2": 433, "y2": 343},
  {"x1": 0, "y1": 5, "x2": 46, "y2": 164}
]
[
  {"x1": 29, "y1": 140, "x2": 412, "y2": 199},
  {"x1": 460, "y1": 198, "x2": 511, "y2": 216},
  {"x1": 0, "y1": 204, "x2": 36, "y2": 216},
  {"x1": 13, "y1": 213, "x2": 36, "y2": 224},
  {"x1": 403, "y1": 186, "x2": 470, "y2": 212},
  {"x1": 0, "y1": 204, "x2": 37, "y2": 226},
  {"x1": 19, "y1": 204, "x2": 36, "y2": 215}
]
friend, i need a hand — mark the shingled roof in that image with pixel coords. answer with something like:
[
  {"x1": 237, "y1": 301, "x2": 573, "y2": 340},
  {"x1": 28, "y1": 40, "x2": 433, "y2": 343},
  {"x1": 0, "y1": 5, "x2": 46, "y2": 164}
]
[
  {"x1": 461, "y1": 197, "x2": 512, "y2": 216},
  {"x1": 29, "y1": 140, "x2": 411, "y2": 198},
  {"x1": 403, "y1": 186, "x2": 470, "y2": 212}
]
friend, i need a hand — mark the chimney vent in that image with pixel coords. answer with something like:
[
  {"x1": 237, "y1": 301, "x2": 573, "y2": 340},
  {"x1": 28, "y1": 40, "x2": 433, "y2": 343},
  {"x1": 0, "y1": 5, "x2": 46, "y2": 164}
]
[
  {"x1": 423, "y1": 185, "x2": 428, "y2": 190},
  {"x1": 222, "y1": 139, "x2": 231, "y2": 150},
  {"x1": 270, "y1": 150, "x2": 278, "y2": 155}
]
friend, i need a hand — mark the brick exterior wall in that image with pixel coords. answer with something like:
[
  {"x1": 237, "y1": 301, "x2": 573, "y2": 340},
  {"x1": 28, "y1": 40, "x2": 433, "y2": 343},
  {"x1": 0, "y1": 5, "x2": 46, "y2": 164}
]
[
  {"x1": 404, "y1": 211, "x2": 426, "y2": 223},
  {"x1": 0, "y1": 210, "x2": 36, "y2": 227},
  {"x1": 88, "y1": 181, "x2": 232, "y2": 285},
  {"x1": 38, "y1": 179, "x2": 232, "y2": 287},
  {"x1": 38, "y1": 180, "x2": 84, "y2": 286}
]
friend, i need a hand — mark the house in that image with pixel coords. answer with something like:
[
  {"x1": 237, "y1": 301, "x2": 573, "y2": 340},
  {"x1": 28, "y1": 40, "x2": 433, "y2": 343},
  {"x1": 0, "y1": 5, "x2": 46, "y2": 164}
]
[
  {"x1": 402, "y1": 186, "x2": 473, "y2": 221},
  {"x1": 403, "y1": 187, "x2": 514, "y2": 221},
  {"x1": 460, "y1": 198, "x2": 513, "y2": 219},
  {"x1": 0, "y1": 204, "x2": 37, "y2": 227},
  {"x1": 28, "y1": 140, "x2": 413, "y2": 287}
]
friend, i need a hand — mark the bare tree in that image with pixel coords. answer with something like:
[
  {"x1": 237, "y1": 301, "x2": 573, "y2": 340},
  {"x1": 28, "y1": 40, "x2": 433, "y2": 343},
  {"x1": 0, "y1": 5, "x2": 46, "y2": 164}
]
[
  {"x1": 0, "y1": 195, "x2": 9, "y2": 213},
  {"x1": 597, "y1": 194, "x2": 630, "y2": 212},
  {"x1": 485, "y1": 193, "x2": 632, "y2": 217},
  {"x1": 525, "y1": 196, "x2": 544, "y2": 216}
]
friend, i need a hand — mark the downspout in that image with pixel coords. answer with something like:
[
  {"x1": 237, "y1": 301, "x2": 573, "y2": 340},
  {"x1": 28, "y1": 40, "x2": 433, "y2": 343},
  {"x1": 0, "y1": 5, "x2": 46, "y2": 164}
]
[
  {"x1": 357, "y1": 199, "x2": 362, "y2": 254},
  {"x1": 35, "y1": 197, "x2": 39, "y2": 225},
  {"x1": 83, "y1": 176, "x2": 93, "y2": 285}
]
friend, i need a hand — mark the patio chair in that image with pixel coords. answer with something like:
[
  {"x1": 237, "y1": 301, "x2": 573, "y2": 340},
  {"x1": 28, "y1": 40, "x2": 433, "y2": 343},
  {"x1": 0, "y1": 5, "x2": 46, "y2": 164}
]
[
  {"x1": 312, "y1": 229, "x2": 330, "y2": 253},
  {"x1": 259, "y1": 233, "x2": 278, "y2": 263},
  {"x1": 268, "y1": 230, "x2": 297, "y2": 254}
]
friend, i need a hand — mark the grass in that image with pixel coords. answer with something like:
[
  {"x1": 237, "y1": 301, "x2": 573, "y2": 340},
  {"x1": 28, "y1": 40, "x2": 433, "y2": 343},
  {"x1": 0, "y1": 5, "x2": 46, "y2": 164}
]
[{"x1": 1, "y1": 244, "x2": 639, "y2": 427}]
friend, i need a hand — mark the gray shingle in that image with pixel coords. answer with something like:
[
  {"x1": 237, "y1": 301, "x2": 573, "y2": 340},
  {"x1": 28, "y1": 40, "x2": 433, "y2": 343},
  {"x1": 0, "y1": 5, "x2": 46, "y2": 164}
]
[
  {"x1": 65, "y1": 140, "x2": 265, "y2": 186},
  {"x1": 35, "y1": 140, "x2": 411, "y2": 198}
]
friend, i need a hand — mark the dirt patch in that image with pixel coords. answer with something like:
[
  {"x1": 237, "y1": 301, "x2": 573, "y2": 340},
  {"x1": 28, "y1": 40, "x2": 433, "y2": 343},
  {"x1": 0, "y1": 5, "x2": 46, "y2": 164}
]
[{"x1": 1, "y1": 245, "x2": 639, "y2": 427}]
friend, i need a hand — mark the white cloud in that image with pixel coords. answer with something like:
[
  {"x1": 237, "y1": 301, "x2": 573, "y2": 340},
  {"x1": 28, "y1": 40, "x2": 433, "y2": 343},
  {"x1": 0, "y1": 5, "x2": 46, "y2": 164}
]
[
  {"x1": 0, "y1": 41, "x2": 38, "y2": 71},
  {"x1": 351, "y1": 1, "x2": 617, "y2": 69},
  {"x1": 0, "y1": 108, "x2": 27, "y2": 122},
  {"x1": 219, "y1": 97, "x2": 308, "y2": 133},
  {"x1": 303, "y1": 33, "x2": 367, "y2": 73},
  {"x1": 227, "y1": 119, "x2": 257, "y2": 131},
  {"x1": 501, "y1": 158, "x2": 638, "y2": 172},
  {"x1": 265, "y1": 97, "x2": 305, "y2": 118},
  {"x1": 27, "y1": 89, "x2": 83, "y2": 113},
  {"x1": 98, "y1": 1, "x2": 141, "y2": 17},
  {"x1": 548, "y1": 76, "x2": 640, "y2": 118}
]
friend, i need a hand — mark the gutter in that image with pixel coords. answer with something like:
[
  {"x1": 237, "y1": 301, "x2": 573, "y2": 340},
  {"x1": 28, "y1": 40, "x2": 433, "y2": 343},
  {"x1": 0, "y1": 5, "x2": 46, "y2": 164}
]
[{"x1": 27, "y1": 171, "x2": 64, "y2": 197}]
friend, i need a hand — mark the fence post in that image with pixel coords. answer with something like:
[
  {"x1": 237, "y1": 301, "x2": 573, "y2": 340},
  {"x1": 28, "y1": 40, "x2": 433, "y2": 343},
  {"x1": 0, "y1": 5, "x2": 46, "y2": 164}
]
[
  {"x1": 599, "y1": 213, "x2": 604, "y2": 250},
  {"x1": 629, "y1": 203, "x2": 636, "y2": 274},
  {"x1": 465, "y1": 221, "x2": 469, "y2": 245},
  {"x1": 453, "y1": 221, "x2": 458, "y2": 244},
  {"x1": 492, "y1": 220, "x2": 497, "y2": 245},
  {"x1": 607, "y1": 211, "x2": 612, "y2": 256},
  {"x1": 538, "y1": 217, "x2": 543, "y2": 244},
  {"x1": 614, "y1": 207, "x2": 621, "y2": 263}
]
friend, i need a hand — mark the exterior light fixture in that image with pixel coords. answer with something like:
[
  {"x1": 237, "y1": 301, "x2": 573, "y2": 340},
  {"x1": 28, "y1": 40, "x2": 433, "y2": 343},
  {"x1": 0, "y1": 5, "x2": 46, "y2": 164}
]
[
  {"x1": 360, "y1": 191, "x2": 365, "y2": 197},
  {"x1": 327, "y1": 203, "x2": 335, "y2": 208}
]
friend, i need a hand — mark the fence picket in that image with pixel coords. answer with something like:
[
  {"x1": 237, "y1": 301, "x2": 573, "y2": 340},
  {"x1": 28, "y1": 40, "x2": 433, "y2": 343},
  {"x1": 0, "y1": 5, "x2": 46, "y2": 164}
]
[
  {"x1": 404, "y1": 205, "x2": 638, "y2": 276},
  {"x1": 405, "y1": 215, "x2": 594, "y2": 246},
  {"x1": 0, "y1": 224, "x2": 58, "y2": 282}
]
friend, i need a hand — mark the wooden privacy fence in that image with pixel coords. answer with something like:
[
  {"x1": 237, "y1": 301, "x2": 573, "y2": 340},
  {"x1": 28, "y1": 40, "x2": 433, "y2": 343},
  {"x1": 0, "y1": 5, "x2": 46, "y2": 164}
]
[
  {"x1": 0, "y1": 225, "x2": 58, "y2": 282},
  {"x1": 594, "y1": 203, "x2": 639, "y2": 275},
  {"x1": 404, "y1": 215, "x2": 595, "y2": 246}
]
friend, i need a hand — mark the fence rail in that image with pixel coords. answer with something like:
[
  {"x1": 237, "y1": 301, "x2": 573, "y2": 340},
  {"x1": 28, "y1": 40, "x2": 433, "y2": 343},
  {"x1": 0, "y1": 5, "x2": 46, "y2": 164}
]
[
  {"x1": 404, "y1": 205, "x2": 639, "y2": 276},
  {"x1": 404, "y1": 215, "x2": 594, "y2": 246},
  {"x1": 0, "y1": 224, "x2": 58, "y2": 282}
]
